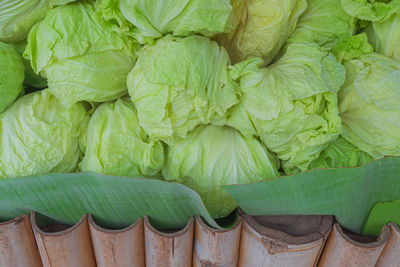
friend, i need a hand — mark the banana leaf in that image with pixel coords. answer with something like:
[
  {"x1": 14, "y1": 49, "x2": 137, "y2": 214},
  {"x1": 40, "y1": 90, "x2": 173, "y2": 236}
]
[
  {"x1": 363, "y1": 200, "x2": 400, "y2": 236},
  {"x1": 0, "y1": 172, "x2": 219, "y2": 230},
  {"x1": 223, "y1": 157, "x2": 400, "y2": 234}
]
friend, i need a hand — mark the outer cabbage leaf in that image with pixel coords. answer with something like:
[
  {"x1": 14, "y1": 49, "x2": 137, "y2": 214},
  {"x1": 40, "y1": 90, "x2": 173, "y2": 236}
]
[
  {"x1": 331, "y1": 33, "x2": 374, "y2": 62},
  {"x1": 228, "y1": 43, "x2": 345, "y2": 173},
  {"x1": 0, "y1": 0, "x2": 76, "y2": 43},
  {"x1": 0, "y1": 0, "x2": 48, "y2": 43},
  {"x1": 163, "y1": 124, "x2": 280, "y2": 219},
  {"x1": 0, "y1": 90, "x2": 88, "y2": 178},
  {"x1": 13, "y1": 41, "x2": 47, "y2": 89},
  {"x1": 24, "y1": 2, "x2": 137, "y2": 107},
  {"x1": 79, "y1": 98, "x2": 164, "y2": 177},
  {"x1": 0, "y1": 42, "x2": 24, "y2": 113},
  {"x1": 308, "y1": 137, "x2": 373, "y2": 170},
  {"x1": 341, "y1": 0, "x2": 400, "y2": 22},
  {"x1": 365, "y1": 13, "x2": 400, "y2": 62},
  {"x1": 96, "y1": 0, "x2": 232, "y2": 43},
  {"x1": 288, "y1": 0, "x2": 356, "y2": 49},
  {"x1": 216, "y1": 0, "x2": 307, "y2": 65},
  {"x1": 339, "y1": 53, "x2": 400, "y2": 158},
  {"x1": 127, "y1": 35, "x2": 238, "y2": 144}
]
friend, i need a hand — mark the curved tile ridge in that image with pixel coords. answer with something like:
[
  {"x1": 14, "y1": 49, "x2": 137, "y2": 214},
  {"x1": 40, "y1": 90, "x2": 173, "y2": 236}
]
[
  {"x1": 31, "y1": 212, "x2": 96, "y2": 267},
  {"x1": 0, "y1": 214, "x2": 42, "y2": 267},
  {"x1": 238, "y1": 215, "x2": 333, "y2": 267},
  {"x1": 319, "y1": 223, "x2": 390, "y2": 267},
  {"x1": 193, "y1": 215, "x2": 242, "y2": 267},
  {"x1": 376, "y1": 222, "x2": 400, "y2": 267},
  {"x1": 144, "y1": 215, "x2": 194, "y2": 267},
  {"x1": 88, "y1": 214, "x2": 145, "y2": 267}
]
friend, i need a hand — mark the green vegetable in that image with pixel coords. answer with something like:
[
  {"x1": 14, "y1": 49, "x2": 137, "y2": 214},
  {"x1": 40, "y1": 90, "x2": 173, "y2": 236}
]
[
  {"x1": 96, "y1": 0, "x2": 232, "y2": 43},
  {"x1": 216, "y1": 0, "x2": 307, "y2": 65},
  {"x1": 0, "y1": 42, "x2": 24, "y2": 113},
  {"x1": 341, "y1": 0, "x2": 400, "y2": 22},
  {"x1": 0, "y1": 90, "x2": 88, "y2": 178},
  {"x1": 331, "y1": 33, "x2": 374, "y2": 62},
  {"x1": 79, "y1": 98, "x2": 164, "y2": 177},
  {"x1": 127, "y1": 35, "x2": 238, "y2": 144},
  {"x1": 13, "y1": 41, "x2": 47, "y2": 89},
  {"x1": 288, "y1": 0, "x2": 356, "y2": 49},
  {"x1": 24, "y1": 2, "x2": 137, "y2": 107},
  {"x1": 228, "y1": 42, "x2": 345, "y2": 173},
  {"x1": 0, "y1": 0, "x2": 76, "y2": 43},
  {"x1": 163, "y1": 124, "x2": 280, "y2": 218},
  {"x1": 308, "y1": 137, "x2": 373, "y2": 170},
  {"x1": 339, "y1": 53, "x2": 400, "y2": 158},
  {"x1": 365, "y1": 13, "x2": 400, "y2": 62}
]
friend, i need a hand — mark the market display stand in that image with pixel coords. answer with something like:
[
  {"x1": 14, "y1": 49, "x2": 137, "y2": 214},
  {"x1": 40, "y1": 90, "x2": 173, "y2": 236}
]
[{"x1": 1, "y1": 213, "x2": 399, "y2": 266}]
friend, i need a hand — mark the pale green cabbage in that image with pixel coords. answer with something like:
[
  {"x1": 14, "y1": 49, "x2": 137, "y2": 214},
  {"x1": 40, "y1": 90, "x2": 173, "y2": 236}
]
[
  {"x1": 127, "y1": 35, "x2": 238, "y2": 144},
  {"x1": 79, "y1": 98, "x2": 164, "y2": 177},
  {"x1": 365, "y1": 13, "x2": 400, "y2": 62},
  {"x1": 309, "y1": 137, "x2": 373, "y2": 170},
  {"x1": 24, "y1": 2, "x2": 137, "y2": 107},
  {"x1": 216, "y1": 0, "x2": 307, "y2": 65},
  {"x1": 163, "y1": 124, "x2": 280, "y2": 218},
  {"x1": 0, "y1": 42, "x2": 24, "y2": 113},
  {"x1": 0, "y1": 90, "x2": 88, "y2": 178},
  {"x1": 341, "y1": 0, "x2": 400, "y2": 22},
  {"x1": 96, "y1": 0, "x2": 232, "y2": 43},
  {"x1": 228, "y1": 42, "x2": 345, "y2": 173},
  {"x1": 0, "y1": 0, "x2": 76, "y2": 43},
  {"x1": 339, "y1": 53, "x2": 400, "y2": 158},
  {"x1": 288, "y1": 0, "x2": 356, "y2": 49},
  {"x1": 13, "y1": 41, "x2": 47, "y2": 89}
]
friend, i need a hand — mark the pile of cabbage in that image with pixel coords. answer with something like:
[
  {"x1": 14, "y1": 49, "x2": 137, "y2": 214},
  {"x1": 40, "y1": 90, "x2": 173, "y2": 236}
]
[{"x1": 1, "y1": 0, "x2": 399, "y2": 218}]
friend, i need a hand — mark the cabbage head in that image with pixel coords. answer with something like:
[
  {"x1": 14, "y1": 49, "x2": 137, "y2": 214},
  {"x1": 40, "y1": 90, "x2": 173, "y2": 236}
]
[
  {"x1": 13, "y1": 41, "x2": 47, "y2": 89},
  {"x1": 339, "y1": 53, "x2": 400, "y2": 158},
  {"x1": 0, "y1": 0, "x2": 76, "y2": 43},
  {"x1": 0, "y1": 42, "x2": 24, "y2": 113},
  {"x1": 228, "y1": 43, "x2": 345, "y2": 174},
  {"x1": 288, "y1": 0, "x2": 356, "y2": 49},
  {"x1": 0, "y1": 90, "x2": 88, "y2": 178},
  {"x1": 127, "y1": 35, "x2": 238, "y2": 144},
  {"x1": 79, "y1": 98, "x2": 164, "y2": 177},
  {"x1": 163, "y1": 124, "x2": 280, "y2": 219},
  {"x1": 96, "y1": 0, "x2": 232, "y2": 43},
  {"x1": 216, "y1": 0, "x2": 307, "y2": 65},
  {"x1": 24, "y1": 2, "x2": 137, "y2": 107},
  {"x1": 365, "y1": 13, "x2": 400, "y2": 62},
  {"x1": 308, "y1": 137, "x2": 373, "y2": 170},
  {"x1": 341, "y1": 0, "x2": 400, "y2": 22}
]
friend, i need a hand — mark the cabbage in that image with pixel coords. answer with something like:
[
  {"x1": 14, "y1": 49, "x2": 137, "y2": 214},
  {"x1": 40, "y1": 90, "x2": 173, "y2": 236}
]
[
  {"x1": 127, "y1": 35, "x2": 238, "y2": 144},
  {"x1": 288, "y1": 0, "x2": 356, "y2": 49},
  {"x1": 0, "y1": 42, "x2": 24, "y2": 113},
  {"x1": 96, "y1": 0, "x2": 232, "y2": 43},
  {"x1": 13, "y1": 41, "x2": 47, "y2": 89},
  {"x1": 79, "y1": 98, "x2": 164, "y2": 177},
  {"x1": 228, "y1": 43, "x2": 345, "y2": 173},
  {"x1": 341, "y1": 0, "x2": 400, "y2": 22},
  {"x1": 308, "y1": 137, "x2": 373, "y2": 170},
  {"x1": 339, "y1": 53, "x2": 400, "y2": 158},
  {"x1": 0, "y1": 90, "x2": 88, "y2": 178},
  {"x1": 24, "y1": 2, "x2": 137, "y2": 107},
  {"x1": 163, "y1": 124, "x2": 280, "y2": 218},
  {"x1": 0, "y1": 0, "x2": 76, "y2": 43},
  {"x1": 216, "y1": 0, "x2": 307, "y2": 65},
  {"x1": 365, "y1": 13, "x2": 400, "y2": 62}
]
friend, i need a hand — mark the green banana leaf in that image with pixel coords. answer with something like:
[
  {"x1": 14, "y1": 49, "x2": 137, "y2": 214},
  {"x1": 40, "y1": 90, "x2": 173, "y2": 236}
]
[
  {"x1": 223, "y1": 157, "x2": 400, "y2": 234},
  {"x1": 1, "y1": 158, "x2": 399, "y2": 233},
  {"x1": 0, "y1": 172, "x2": 219, "y2": 230},
  {"x1": 363, "y1": 200, "x2": 400, "y2": 236}
]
